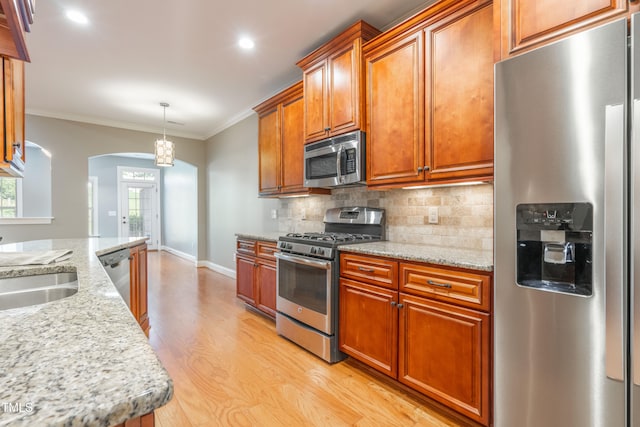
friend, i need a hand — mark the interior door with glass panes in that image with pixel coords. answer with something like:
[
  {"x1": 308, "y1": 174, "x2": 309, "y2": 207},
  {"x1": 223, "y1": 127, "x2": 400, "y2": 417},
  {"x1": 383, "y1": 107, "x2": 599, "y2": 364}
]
[{"x1": 117, "y1": 167, "x2": 160, "y2": 250}]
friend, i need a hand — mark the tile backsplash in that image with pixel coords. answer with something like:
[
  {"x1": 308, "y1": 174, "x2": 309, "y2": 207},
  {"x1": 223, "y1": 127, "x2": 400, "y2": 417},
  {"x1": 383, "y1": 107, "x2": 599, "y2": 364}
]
[{"x1": 276, "y1": 183, "x2": 493, "y2": 251}]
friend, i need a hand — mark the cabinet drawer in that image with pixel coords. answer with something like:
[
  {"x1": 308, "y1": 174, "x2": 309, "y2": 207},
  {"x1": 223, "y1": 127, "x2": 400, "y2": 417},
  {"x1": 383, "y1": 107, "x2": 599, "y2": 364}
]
[
  {"x1": 399, "y1": 263, "x2": 491, "y2": 312},
  {"x1": 257, "y1": 241, "x2": 278, "y2": 261},
  {"x1": 340, "y1": 253, "x2": 398, "y2": 290},
  {"x1": 236, "y1": 239, "x2": 257, "y2": 256}
]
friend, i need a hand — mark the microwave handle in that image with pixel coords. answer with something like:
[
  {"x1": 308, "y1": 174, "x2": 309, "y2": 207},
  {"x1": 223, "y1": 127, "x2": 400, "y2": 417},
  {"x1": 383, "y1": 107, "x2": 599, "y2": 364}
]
[{"x1": 336, "y1": 145, "x2": 343, "y2": 184}]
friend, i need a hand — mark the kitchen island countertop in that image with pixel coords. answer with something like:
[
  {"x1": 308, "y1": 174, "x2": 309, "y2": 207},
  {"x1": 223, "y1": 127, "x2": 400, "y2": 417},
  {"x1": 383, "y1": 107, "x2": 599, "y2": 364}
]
[{"x1": 0, "y1": 238, "x2": 173, "y2": 427}]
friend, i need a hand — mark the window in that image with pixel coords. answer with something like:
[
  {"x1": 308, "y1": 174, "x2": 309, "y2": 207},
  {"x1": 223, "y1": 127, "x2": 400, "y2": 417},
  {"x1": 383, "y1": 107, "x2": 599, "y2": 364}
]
[
  {"x1": 121, "y1": 170, "x2": 156, "y2": 181},
  {"x1": 88, "y1": 176, "x2": 99, "y2": 236},
  {"x1": 0, "y1": 177, "x2": 22, "y2": 218}
]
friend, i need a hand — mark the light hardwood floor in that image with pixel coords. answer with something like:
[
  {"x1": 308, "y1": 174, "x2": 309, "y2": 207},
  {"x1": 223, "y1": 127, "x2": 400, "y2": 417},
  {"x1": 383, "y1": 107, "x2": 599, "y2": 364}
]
[{"x1": 147, "y1": 251, "x2": 478, "y2": 427}]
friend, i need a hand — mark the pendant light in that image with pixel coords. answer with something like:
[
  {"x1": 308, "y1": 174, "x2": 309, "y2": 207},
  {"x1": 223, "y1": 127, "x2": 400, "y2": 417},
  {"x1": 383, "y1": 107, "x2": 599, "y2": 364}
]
[{"x1": 155, "y1": 102, "x2": 175, "y2": 167}]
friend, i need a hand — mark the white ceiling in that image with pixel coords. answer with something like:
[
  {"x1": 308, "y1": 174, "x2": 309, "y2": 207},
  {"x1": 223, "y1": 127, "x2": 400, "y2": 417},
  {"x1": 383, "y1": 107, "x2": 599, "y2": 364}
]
[{"x1": 24, "y1": 0, "x2": 434, "y2": 141}]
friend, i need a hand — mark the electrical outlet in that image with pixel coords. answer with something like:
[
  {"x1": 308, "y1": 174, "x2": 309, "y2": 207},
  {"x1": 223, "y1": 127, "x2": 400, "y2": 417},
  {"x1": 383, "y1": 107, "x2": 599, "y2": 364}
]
[
  {"x1": 270, "y1": 209, "x2": 278, "y2": 219},
  {"x1": 301, "y1": 208, "x2": 306, "y2": 220},
  {"x1": 428, "y1": 207, "x2": 439, "y2": 224}
]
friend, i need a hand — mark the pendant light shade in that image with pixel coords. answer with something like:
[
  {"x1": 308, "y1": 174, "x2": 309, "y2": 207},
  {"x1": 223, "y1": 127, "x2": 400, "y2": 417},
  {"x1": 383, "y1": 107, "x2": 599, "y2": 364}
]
[{"x1": 155, "y1": 102, "x2": 175, "y2": 167}]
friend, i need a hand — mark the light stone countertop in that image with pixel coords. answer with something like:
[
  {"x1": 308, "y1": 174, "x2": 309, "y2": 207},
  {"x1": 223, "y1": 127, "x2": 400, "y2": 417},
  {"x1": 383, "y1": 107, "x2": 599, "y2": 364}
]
[
  {"x1": 0, "y1": 238, "x2": 173, "y2": 427},
  {"x1": 235, "y1": 232, "x2": 282, "y2": 243},
  {"x1": 338, "y1": 241, "x2": 494, "y2": 272},
  {"x1": 235, "y1": 232, "x2": 493, "y2": 271}
]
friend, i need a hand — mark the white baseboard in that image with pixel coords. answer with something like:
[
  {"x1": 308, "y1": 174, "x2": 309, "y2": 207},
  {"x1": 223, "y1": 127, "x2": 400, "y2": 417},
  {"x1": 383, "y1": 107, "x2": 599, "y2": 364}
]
[
  {"x1": 197, "y1": 260, "x2": 236, "y2": 279},
  {"x1": 160, "y1": 246, "x2": 196, "y2": 263}
]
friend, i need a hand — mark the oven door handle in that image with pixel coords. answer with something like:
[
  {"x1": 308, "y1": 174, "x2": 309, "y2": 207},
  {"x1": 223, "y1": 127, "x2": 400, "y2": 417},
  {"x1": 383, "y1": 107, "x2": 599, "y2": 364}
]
[{"x1": 275, "y1": 252, "x2": 332, "y2": 270}]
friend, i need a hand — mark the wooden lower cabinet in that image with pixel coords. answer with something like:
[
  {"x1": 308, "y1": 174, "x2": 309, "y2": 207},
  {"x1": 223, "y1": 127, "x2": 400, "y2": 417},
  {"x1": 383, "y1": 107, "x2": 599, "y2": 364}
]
[
  {"x1": 236, "y1": 255, "x2": 257, "y2": 305},
  {"x1": 398, "y1": 293, "x2": 490, "y2": 425},
  {"x1": 339, "y1": 252, "x2": 492, "y2": 426},
  {"x1": 130, "y1": 243, "x2": 150, "y2": 337},
  {"x1": 255, "y1": 260, "x2": 277, "y2": 318},
  {"x1": 114, "y1": 411, "x2": 154, "y2": 427},
  {"x1": 235, "y1": 238, "x2": 277, "y2": 319},
  {"x1": 339, "y1": 278, "x2": 398, "y2": 377}
]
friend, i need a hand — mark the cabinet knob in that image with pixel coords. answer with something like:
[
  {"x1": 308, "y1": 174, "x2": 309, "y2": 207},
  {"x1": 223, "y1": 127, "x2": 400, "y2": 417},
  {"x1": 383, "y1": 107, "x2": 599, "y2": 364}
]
[
  {"x1": 423, "y1": 166, "x2": 430, "y2": 172},
  {"x1": 391, "y1": 301, "x2": 397, "y2": 307},
  {"x1": 417, "y1": 166, "x2": 423, "y2": 173},
  {"x1": 397, "y1": 303, "x2": 404, "y2": 309},
  {"x1": 324, "y1": 127, "x2": 331, "y2": 131}
]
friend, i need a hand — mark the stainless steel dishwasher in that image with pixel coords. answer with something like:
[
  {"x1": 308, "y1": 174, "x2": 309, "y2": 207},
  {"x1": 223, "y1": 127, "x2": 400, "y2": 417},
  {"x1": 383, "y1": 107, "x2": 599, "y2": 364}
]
[{"x1": 99, "y1": 248, "x2": 131, "y2": 307}]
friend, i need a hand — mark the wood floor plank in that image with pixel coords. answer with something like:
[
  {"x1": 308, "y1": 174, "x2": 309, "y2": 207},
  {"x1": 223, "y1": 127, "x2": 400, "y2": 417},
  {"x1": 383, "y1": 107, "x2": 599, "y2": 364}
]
[{"x1": 147, "y1": 251, "x2": 478, "y2": 427}]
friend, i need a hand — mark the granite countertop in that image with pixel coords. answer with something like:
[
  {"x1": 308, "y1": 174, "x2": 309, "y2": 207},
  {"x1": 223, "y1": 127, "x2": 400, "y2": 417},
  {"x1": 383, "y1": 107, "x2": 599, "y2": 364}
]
[
  {"x1": 0, "y1": 238, "x2": 173, "y2": 427},
  {"x1": 339, "y1": 241, "x2": 494, "y2": 272},
  {"x1": 235, "y1": 231, "x2": 282, "y2": 243}
]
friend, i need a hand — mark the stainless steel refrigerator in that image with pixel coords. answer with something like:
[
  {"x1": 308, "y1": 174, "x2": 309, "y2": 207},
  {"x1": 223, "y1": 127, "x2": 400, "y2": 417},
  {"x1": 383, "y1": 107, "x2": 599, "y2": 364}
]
[{"x1": 494, "y1": 15, "x2": 640, "y2": 427}]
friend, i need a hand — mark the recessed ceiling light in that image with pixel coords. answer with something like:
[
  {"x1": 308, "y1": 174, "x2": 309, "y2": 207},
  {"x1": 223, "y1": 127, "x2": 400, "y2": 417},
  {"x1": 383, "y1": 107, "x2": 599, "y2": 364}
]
[
  {"x1": 66, "y1": 9, "x2": 89, "y2": 25},
  {"x1": 238, "y1": 37, "x2": 255, "y2": 50}
]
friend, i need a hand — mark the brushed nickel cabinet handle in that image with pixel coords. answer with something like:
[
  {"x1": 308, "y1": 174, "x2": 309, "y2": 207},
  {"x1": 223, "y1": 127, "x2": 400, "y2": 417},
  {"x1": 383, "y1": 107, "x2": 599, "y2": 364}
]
[
  {"x1": 358, "y1": 266, "x2": 375, "y2": 273},
  {"x1": 428, "y1": 280, "x2": 452, "y2": 289}
]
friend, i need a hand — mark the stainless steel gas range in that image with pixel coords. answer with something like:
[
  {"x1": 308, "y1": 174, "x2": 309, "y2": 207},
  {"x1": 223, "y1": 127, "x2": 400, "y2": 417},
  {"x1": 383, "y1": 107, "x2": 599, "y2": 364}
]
[{"x1": 274, "y1": 206, "x2": 385, "y2": 363}]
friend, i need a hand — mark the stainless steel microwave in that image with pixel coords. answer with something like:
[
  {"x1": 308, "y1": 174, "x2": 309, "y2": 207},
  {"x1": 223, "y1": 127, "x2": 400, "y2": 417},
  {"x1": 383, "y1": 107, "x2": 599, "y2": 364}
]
[{"x1": 304, "y1": 131, "x2": 365, "y2": 188}]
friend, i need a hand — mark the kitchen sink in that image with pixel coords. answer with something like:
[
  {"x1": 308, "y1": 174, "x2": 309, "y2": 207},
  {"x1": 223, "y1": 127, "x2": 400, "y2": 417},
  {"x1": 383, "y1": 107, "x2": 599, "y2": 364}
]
[{"x1": 0, "y1": 271, "x2": 78, "y2": 310}]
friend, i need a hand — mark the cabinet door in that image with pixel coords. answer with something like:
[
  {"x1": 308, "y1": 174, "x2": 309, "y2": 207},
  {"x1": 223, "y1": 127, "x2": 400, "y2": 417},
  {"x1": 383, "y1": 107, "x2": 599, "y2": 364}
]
[
  {"x1": 328, "y1": 42, "x2": 359, "y2": 135},
  {"x1": 426, "y1": 2, "x2": 494, "y2": 182},
  {"x1": 365, "y1": 30, "x2": 425, "y2": 186},
  {"x1": 2, "y1": 57, "x2": 24, "y2": 172},
  {"x1": 339, "y1": 278, "x2": 398, "y2": 378},
  {"x1": 258, "y1": 107, "x2": 281, "y2": 195},
  {"x1": 500, "y1": 0, "x2": 629, "y2": 57},
  {"x1": 129, "y1": 244, "x2": 150, "y2": 336},
  {"x1": 137, "y1": 245, "x2": 149, "y2": 335},
  {"x1": 236, "y1": 255, "x2": 256, "y2": 305},
  {"x1": 256, "y1": 260, "x2": 276, "y2": 318},
  {"x1": 280, "y1": 93, "x2": 305, "y2": 193},
  {"x1": 398, "y1": 293, "x2": 490, "y2": 426},
  {"x1": 303, "y1": 60, "x2": 328, "y2": 142}
]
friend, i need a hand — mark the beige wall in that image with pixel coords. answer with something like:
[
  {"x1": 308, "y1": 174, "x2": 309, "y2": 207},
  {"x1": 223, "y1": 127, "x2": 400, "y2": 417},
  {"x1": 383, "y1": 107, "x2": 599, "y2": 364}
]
[
  {"x1": 205, "y1": 114, "x2": 279, "y2": 272},
  {"x1": 0, "y1": 115, "x2": 207, "y2": 260}
]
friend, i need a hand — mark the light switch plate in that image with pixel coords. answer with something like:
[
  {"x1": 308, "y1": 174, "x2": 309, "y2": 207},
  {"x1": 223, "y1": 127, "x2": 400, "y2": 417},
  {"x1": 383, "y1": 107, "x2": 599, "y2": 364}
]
[{"x1": 428, "y1": 207, "x2": 439, "y2": 224}]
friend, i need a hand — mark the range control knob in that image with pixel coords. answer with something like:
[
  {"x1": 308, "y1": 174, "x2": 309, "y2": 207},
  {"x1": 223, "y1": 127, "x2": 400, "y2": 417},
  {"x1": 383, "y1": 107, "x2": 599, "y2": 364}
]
[
  {"x1": 310, "y1": 247, "x2": 317, "y2": 254},
  {"x1": 317, "y1": 248, "x2": 325, "y2": 256},
  {"x1": 286, "y1": 243, "x2": 293, "y2": 250}
]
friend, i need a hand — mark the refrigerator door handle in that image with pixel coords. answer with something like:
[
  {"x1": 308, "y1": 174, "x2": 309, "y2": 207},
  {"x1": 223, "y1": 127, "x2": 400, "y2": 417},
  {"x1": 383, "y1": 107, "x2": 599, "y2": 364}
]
[
  {"x1": 604, "y1": 103, "x2": 625, "y2": 382},
  {"x1": 634, "y1": 99, "x2": 640, "y2": 386}
]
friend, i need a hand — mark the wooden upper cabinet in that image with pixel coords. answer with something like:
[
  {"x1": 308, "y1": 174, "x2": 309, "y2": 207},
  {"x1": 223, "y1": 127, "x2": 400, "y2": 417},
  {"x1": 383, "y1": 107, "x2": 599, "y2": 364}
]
[
  {"x1": 0, "y1": 57, "x2": 24, "y2": 177},
  {"x1": 253, "y1": 82, "x2": 329, "y2": 197},
  {"x1": 297, "y1": 20, "x2": 381, "y2": 144},
  {"x1": 0, "y1": 0, "x2": 31, "y2": 62},
  {"x1": 498, "y1": 0, "x2": 632, "y2": 57},
  {"x1": 427, "y1": 1, "x2": 494, "y2": 182},
  {"x1": 257, "y1": 106, "x2": 280, "y2": 195},
  {"x1": 280, "y1": 91, "x2": 305, "y2": 193},
  {"x1": 364, "y1": 0, "x2": 494, "y2": 189},
  {"x1": 302, "y1": 61, "x2": 327, "y2": 141},
  {"x1": 365, "y1": 30, "x2": 425, "y2": 186}
]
